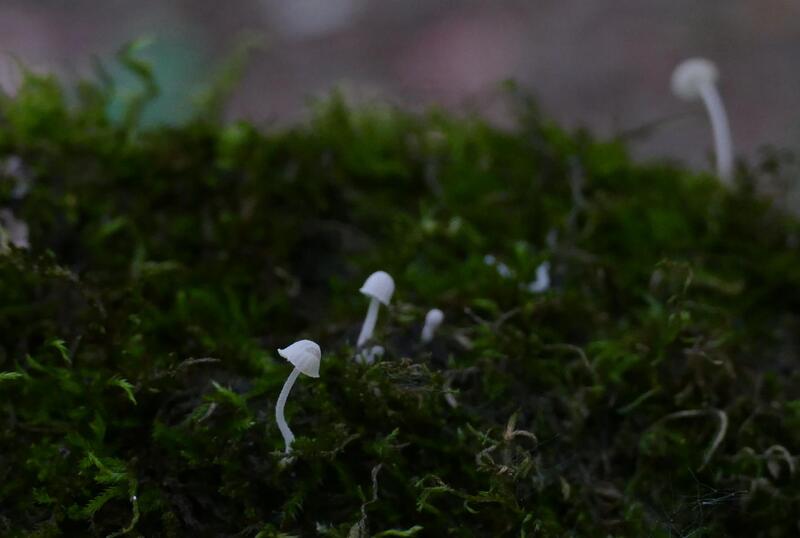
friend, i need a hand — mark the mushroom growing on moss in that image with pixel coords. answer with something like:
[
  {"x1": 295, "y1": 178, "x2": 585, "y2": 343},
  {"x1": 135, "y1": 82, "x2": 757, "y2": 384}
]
[
  {"x1": 671, "y1": 57, "x2": 733, "y2": 182},
  {"x1": 275, "y1": 339, "x2": 321, "y2": 453},
  {"x1": 356, "y1": 270, "x2": 395, "y2": 348},
  {"x1": 421, "y1": 308, "x2": 444, "y2": 343}
]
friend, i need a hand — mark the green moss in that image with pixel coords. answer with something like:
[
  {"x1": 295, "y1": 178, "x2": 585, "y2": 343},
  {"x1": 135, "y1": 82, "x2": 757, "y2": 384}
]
[{"x1": 0, "y1": 64, "x2": 799, "y2": 537}]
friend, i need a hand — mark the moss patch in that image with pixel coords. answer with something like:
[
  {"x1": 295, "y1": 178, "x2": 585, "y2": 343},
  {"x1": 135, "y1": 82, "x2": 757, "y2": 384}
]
[{"x1": 0, "y1": 70, "x2": 799, "y2": 537}]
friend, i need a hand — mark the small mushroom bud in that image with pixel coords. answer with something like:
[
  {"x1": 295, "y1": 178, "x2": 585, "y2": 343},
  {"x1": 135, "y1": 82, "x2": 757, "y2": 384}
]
[
  {"x1": 0, "y1": 209, "x2": 29, "y2": 251},
  {"x1": 527, "y1": 261, "x2": 551, "y2": 293},
  {"x1": 484, "y1": 254, "x2": 512, "y2": 278},
  {"x1": 421, "y1": 308, "x2": 444, "y2": 343},
  {"x1": 356, "y1": 271, "x2": 395, "y2": 348},
  {"x1": 275, "y1": 340, "x2": 321, "y2": 453},
  {"x1": 671, "y1": 58, "x2": 733, "y2": 182},
  {"x1": 358, "y1": 345, "x2": 385, "y2": 365}
]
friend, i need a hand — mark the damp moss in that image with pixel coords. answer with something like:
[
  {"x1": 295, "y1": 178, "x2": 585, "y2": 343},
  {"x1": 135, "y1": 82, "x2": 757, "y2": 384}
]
[{"x1": 0, "y1": 63, "x2": 799, "y2": 537}]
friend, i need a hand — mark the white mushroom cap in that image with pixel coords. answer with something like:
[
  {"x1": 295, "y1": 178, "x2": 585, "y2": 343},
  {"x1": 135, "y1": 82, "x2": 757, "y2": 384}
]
[
  {"x1": 424, "y1": 308, "x2": 444, "y2": 329},
  {"x1": 671, "y1": 58, "x2": 719, "y2": 101},
  {"x1": 421, "y1": 308, "x2": 445, "y2": 343},
  {"x1": 278, "y1": 339, "x2": 321, "y2": 378},
  {"x1": 359, "y1": 270, "x2": 395, "y2": 306}
]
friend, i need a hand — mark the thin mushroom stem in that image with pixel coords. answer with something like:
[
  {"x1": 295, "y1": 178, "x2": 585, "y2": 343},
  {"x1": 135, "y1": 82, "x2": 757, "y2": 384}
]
[
  {"x1": 698, "y1": 82, "x2": 733, "y2": 182},
  {"x1": 275, "y1": 367, "x2": 301, "y2": 453},
  {"x1": 421, "y1": 325, "x2": 435, "y2": 343},
  {"x1": 357, "y1": 299, "x2": 380, "y2": 347}
]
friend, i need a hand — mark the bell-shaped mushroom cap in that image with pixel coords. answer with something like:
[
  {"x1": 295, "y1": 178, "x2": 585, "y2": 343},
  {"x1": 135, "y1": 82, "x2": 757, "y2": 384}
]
[
  {"x1": 425, "y1": 308, "x2": 444, "y2": 328},
  {"x1": 359, "y1": 270, "x2": 395, "y2": 306},
  {"x1": 278, "y1": 339, "x2": 322, "y2": 378},
  {"x1": 671, "y1": 58, "x2": 719, "y2": 100}
]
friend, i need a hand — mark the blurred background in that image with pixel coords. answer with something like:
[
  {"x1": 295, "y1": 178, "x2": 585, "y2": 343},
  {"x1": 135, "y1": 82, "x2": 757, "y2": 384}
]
[{"x1": 0, "y1": 0, "x2": 798, "y2": 171}]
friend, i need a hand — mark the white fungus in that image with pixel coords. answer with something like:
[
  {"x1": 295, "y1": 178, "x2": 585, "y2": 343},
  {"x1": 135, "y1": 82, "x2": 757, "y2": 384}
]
[
  {"x1": 0, "y1": 209, "x2": 29, "y2": 251},
  {"x1": 421, "y1": 308, "x2": 444, "y2": 343},
  {"x1": 671, "y1": 58, "x2": 734, "y2": 183},
  {"x1": 275, "y1": 339, "x2": 321, "y2": 453},
  {"x1": 527, "y1": 261, "x2": 551, "y2": 293},
  {"x1": 356, "y1": 271, "x2": 395, "y2": 349}
]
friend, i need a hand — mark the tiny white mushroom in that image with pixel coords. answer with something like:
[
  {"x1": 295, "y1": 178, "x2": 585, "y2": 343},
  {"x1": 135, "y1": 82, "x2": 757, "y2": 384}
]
[
  {"x1": 421, "y1": 308, "x2": 444, "y2": 343},
  {"x1": 671, "y1": 58, "x2": 733, "y2": 183},
  {"x1": 527, "y1": 261, "x2": 551, "y2": 293},
  {"x1": 0, "y1": 209, "x2": 29, "y2": 251},
  {"x1": 483, "y1": 254, "x2": 513, "y2": 278},
  {"x1": 496, "y1": 262, "x2": 512, "y2": 278},
  {"x1": 275, "y1": 339, "x2": 321, "y2": 453},
  {"x1": 357, "y1": 344, "x2": 385, "y2": 365},
  {"x1": 356, "y1": 271, "x2": 395, "y2": 348}
]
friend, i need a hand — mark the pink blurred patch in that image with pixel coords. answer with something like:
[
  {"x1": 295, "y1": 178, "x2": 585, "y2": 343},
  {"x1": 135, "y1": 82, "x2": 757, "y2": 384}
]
[
  {"x1": 0, "y1": 5, "x2": 55, "y2": 95},
  {"x1": 395, "y1": 9, "x2": 525, "y2": 101}
]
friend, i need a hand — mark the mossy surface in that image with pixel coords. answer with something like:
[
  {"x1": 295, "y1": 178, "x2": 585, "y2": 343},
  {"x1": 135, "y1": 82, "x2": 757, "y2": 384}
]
[{"x1": 0, "y1": 69, "x2": 799, "y2": 537}]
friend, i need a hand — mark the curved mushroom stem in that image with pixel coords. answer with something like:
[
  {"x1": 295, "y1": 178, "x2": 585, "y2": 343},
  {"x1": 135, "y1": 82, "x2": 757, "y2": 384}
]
[
  {"x1": 275, "y1": 367, "x2": 301, "y2": 453},
  {"x1": 356, "y1": 299, "x2": 380, "y2": 348},
  {"x1": 698, "y1": 82, "x2": 733, "y2": 183}
]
